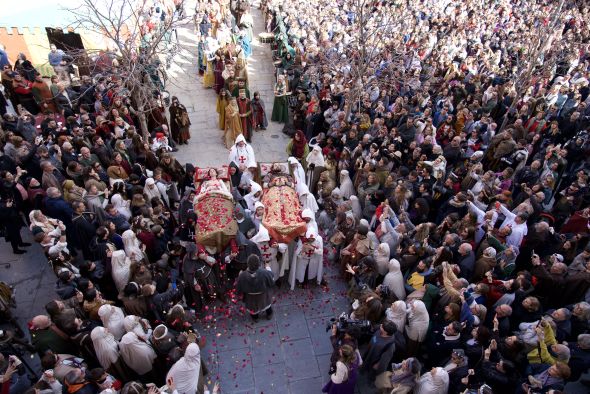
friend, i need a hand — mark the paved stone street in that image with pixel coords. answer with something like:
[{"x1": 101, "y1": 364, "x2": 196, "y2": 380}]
[
  {"x1": 166, "y1": 2, "x2": 290, "y2": 167},
  {"x1": 0, "y1": 4, "x2": 376, "y2": 394}
]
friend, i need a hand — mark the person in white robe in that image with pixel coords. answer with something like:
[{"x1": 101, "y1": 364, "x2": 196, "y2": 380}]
[
  {"x1": 301, "y1": 208, "x2": 318, "y2": 233},
  {"x1": 98, "y1": 304, "x2": 126, "y2": 341},
  {"x1": 119, "y1": 331, "x2": 157, "y2": 376},
  {"x1": 296, "y1": 182, "x2": 319, "y2": 214},
  {"x1": 251, "y1": 201, "x2": 265, "y2": 230},
  {"x1": 385, "y1": 300, "x2": 407, "y2": 333},
  {"x1": 166, "y1": 343, "x2": 202, "y2": 394},
  {"x1": 349, "y1": 195, "x2": 362, "y2": 221},
  {"x1": 289, "y1": 228, "x2": 323, "y2": 289},
  {"x1": 90, "y1": 326, "x2": 120, "y2": 370},
  {"x1": 339, "y1": 170, "x2": 355, "y2": 199},
  {"x1": 414, "y1": 367, "x2": 449, "y2": 394},
  {"x1": 122, "y1": 229, "x2": 144, "y2": 263},
  {"x1": 288, "y1": 156, "x2": 306, "y2": 188},
  {"x1": 244, "y1": 181, "x2": 263, "y2": 212},
  {"x1": 250, "y1": 224, "x2": 288, "y2": 281},
  {"x1": 373, "y1": 243, "x2": 391, "y2": 276},
  {"x1": 123, "y1": 314, "x2": 152, "y2": 341},
  {"x1": 144, "y1": 178, "x2": 164, "y2": 203},
  {"x1": 228, "y1": 134, "x2": 257, "y2": 170},
  {"x1": 111, "y1": 193, "x2": 132, "y2": 220},
  {"x1": 111, "y1": 250, "x2": 131, "y2": 294},
  {"x1": 305, "y1": 145, "x2": 325, "y2": 185},
  {"x1": 383, "y1": 259, "x2": 406, "y2": 301}
]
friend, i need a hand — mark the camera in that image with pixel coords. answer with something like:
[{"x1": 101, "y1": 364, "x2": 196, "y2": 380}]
[{"x1": 325, "y1": 312, "x2": 372, "y2": 336}]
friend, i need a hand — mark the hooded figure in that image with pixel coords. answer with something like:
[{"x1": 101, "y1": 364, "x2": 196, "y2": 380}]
[
  {"x1": 90, "y1": 326, "x2": 119, "y2": 370},
  {"x1": 339, "y1": 170, "x2": 355, "y2": 199},
  {"x1": 111, "y1": 250, "x2": 131, "y2": 294},
  {"x1": 143, "y1": 177, "x2": 163, "y2": 202},
  {"x1": 406, "y1": 300, "x2": 429, "y2": 344},
  {"x1": 386, "y1": 300, "x2": 408, "y2": 333},
  {"x1": 244, "y1": 181, "x2": 262, "y2": 212},
  {"x1": 250, "y1": 224, "x2": 288, "y2": 281},
  {"x1": 98, "y1": 304, "x2": 126, "y2": 341},
  {"x1": 289, "y1": 228, "x2": 323, "y2": 289},
  {"x1": 374, "y1": 243, "x2": 391, "y2": 276},
  {"x1": 301, "y1": 208, "x2": 318, "y2": 233},
  {"x1": 119, "y1": 331, "x2": 157, "y2": 376},
  {"x1": 349, "y1": 195, "x2": 362, "y2": 221},
  {"x1": 111, "y1": 193, "x2": 132, "y2": 220},
  {"x1": 122, "y1": 229, "x2": 144, "y2": 263},
  {"x1": 414, "y1": 367, "x2": 449, "y2": 394},
  {"x1": 166, "y1": 343, "x2": 203, "y2": 394},
  {"x1": 297, "y1": 182, "x2": 319, "y2": 214},
  {"x1": 288, "y1": 156, "x2": 306, "y2": 188},
  {"x1": 383, "y1": 259, "x2": 406, "y2": 301},
  {"x1": 228, "y1": 134, "x2": 257, "y2": 169}
]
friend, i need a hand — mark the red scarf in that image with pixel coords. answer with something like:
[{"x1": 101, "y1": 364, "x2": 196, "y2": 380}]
[{"x1": 292, "y1": 131, "x2": 307, "y2": 158}]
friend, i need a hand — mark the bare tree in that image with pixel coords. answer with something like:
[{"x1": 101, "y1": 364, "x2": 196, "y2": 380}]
[
  {"x1": 67, "y1": 0, "x2": 186, "y2": 139},
  {"x1": 496, "y1": 0, "x2": 578, "y2": 132}
]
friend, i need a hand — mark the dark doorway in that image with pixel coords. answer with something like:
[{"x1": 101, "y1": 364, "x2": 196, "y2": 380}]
[{"x1": 45, "y1": 28, "x2": 91, "y2": 76}]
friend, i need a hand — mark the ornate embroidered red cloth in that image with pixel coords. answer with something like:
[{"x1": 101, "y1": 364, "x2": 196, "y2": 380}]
[{"x1": 262, "y1": 181, "x2": 306, "y2": 243}]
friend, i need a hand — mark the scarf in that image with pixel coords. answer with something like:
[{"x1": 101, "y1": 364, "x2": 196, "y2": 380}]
[
  {"x1": 292, "y1": 130, "x2": 307, "y2": 158},
  {"x1": 166, "y1": 343, "x2": 202, "y2": 394}
]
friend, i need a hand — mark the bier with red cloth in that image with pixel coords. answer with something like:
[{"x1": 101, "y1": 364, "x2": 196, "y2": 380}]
[
  {"x1": 261, "y1": 175, "x2": 307, "y2": 243},
  {"x1": 193, "y1": 166, "x2": 238, "y2": 249}
]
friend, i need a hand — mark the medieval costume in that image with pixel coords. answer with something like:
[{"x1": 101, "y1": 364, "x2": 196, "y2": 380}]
[
  {"x1": 216, "y1": 89, "x2": 230, "y2": 130},
  {"x1": 169, "y1": 97, "x2": 191, "y2": 145},
  {"x1": 237, "y1": 90, "x2": 253, "y2": 142},
  {"x1": 224, "y1": 98, "x2": 243, "y2": 149},
  {"x1": 251, "y1": 92, "x2": 268, "y2": 130},
  {"x1": 236, "y1": 255, "x2": 275, "y2": 320},
  {"x1": 271, "y1": 75, "x2": 289, "y2": 123}
]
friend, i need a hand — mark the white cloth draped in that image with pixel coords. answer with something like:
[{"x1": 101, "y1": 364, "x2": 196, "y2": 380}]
[
  {"x1": 166, "y1": 343, "x2": 201, "y2": 394},
  {"x1": 122, "y1": 230, "x2": 144, "y2": 263},
  {"x1": 111, "y1": 250, "x2": 131, "y2": 293},
  {"x1": 119, "y1": 332, "x2": 157, "y2": 376},
  {"x1": 98, "y1": 305, "x2": 126, "y2": 341},
  {"x1": 383, "y1": 259, "x2": 406, "y2": 301},
  {"x1": 91, "y1": 326, "x2": 119, "y2": 369}
]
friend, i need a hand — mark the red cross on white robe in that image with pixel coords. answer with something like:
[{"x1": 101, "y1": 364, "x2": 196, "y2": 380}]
[
  {"x1": 260, "y1": 244, "x2": 270, "y2": 252},
  {"x1": 262, "y1": 252, "x2": 272, "y2": 261},
  {"x1": 304, "y1": 249, "x2": 315, "y2": 258},
  {"x1": 239, "y1": 155, "x2": 247, "y2": 164}
]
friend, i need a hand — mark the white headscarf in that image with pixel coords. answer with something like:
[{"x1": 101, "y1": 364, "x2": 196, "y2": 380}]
[
  {"x1": 98, "y1": 304, "x2": 126, "y2": 341},
  {"x1": 244, "y1": 181, "x2": 262, "y2": 212},
  {"x1": 415, "y1": 367, "x2": 449, "y2": 394},
  {"x1": 111, "y1": 193, "x2": 131, "y2": 220},
  {"x1": 123, "y1": 315, "x2": 151, "y2": 341},
  {"x1": 250, "y1": 224, "x2": 270, "y2": 244},
  {"x1": 111, "y1": 250, "x2": 131, "y2": 293},
  {"x1": 349, "y1": 195, "x2": 362, "y2": 221},
  {"x1": 119, "y1": 332, "x2": 157, "y2": 375},
  {"x1": 166, "y1": 343, "x2": 202, "y2": 394},
  {"x1": 406, "y1": 300, "x2": 429, "y2": 342},
  {"x1": 306, "y1": 144, "x2": 325, "y2": 167},
  {"x1": 386, "y1": 301, "x2": 407, "y2": 333},
  {"x1": 296, "y1": 182, "x2": 319, "y2": 213},
  {"x1": 122, "y1": 230, "x2": 144, "y2": 263},
  {"x1": 383, "y1": 259, "x2": 406, "y2": 301},
  {"x1": 301, "y1": 208, "x2": 318, "y2": 233},
  {"x1": 91, "y1": 326, "x2": 119, "y2": 369},
  {"x1": 143, "y1": 178, "x2": 162, "y2": 202},
  {"x1": 374, "y1": 243, "x2": 390, "y2": 276},
  {"x1": 339, "y1": 170, "x2": 354, "y2": 199},
  {"x1": 288, "y1": 157, "x2": 306, "y2": 187}
]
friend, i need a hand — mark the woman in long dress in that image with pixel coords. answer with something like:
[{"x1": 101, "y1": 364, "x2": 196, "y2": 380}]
[
  {"x1": 213, "y1": 52, "x2": 225, "y2": 94},
  {"x1": 271, "y1": 75, "x2": 289, "y2": 123},
  {"x1": 169, "y1": 96, "x2": 191, "y2": 145},
  {"x1": 216, "y1": 89, "x2": 230, "y2": 130},
  {"x1": 203, "y1": 37, "x2": 218, "y2": 88},
  {"x1": 224, "y1": 98, "x2": 243, "y2": 149}
]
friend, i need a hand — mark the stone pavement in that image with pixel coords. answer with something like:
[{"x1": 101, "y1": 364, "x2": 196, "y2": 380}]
[{"x1": 166, "y1": 2, "x2": 290, "y2": 167}]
